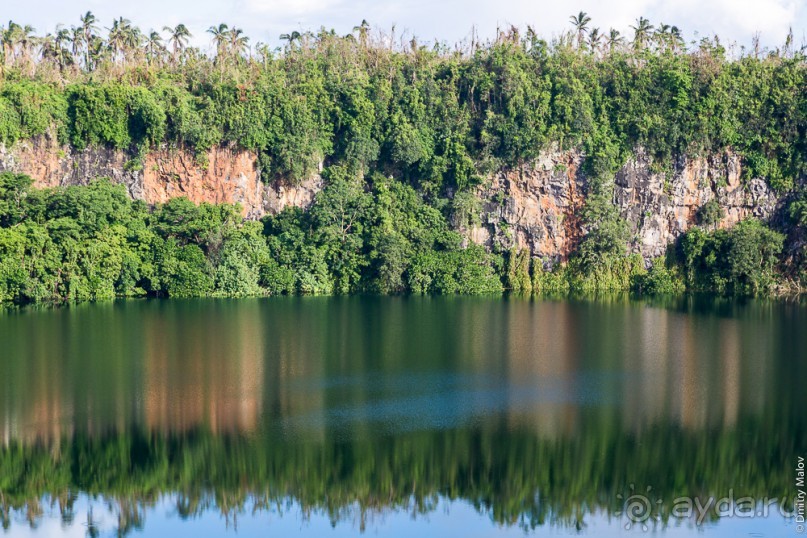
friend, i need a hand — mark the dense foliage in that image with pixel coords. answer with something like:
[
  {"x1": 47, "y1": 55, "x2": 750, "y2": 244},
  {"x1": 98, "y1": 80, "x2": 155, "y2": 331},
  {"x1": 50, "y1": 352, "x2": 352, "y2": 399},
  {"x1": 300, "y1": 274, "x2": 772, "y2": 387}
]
[
  {"x1": 1, "y1": 171, "x2": 798, "y2": 304},
  {"x1": 1, "y1": 15, "x2": 806, "y2": 190},
  {"x1": 0, "y1": 173, "x2": 502, "y2": 304},
  {"x1": 0, "y1": 15, "x2": 805, "y2": 303}
]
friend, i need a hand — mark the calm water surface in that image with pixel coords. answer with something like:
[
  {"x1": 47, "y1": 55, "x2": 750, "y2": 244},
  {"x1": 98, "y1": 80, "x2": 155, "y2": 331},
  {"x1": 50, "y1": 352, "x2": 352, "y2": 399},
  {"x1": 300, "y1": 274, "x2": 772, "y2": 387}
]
[{"x1": 0, "y1": 296, "x2": 805, "y2": 536}]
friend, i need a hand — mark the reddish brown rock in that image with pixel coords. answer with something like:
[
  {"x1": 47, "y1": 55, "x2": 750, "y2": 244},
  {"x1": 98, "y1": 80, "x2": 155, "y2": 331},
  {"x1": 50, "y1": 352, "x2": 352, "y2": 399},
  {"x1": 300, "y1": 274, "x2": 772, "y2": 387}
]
[{"x1": 0, "y1": 135, "x2": 321, "y2": 219}]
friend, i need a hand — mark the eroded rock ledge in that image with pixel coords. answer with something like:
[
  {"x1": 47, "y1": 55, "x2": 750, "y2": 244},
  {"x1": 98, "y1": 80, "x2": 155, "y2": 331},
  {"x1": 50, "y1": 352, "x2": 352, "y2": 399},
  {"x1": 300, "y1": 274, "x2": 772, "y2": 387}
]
[
  {"x1": 0, "y1": 136, "x2": 321, "y2": 220},
  {"x1": 473, "y1": 148, "x2": 779, "y2": 262},
  {"x1": 0, "y1": 137, "x2": 784, "y2": 263}
]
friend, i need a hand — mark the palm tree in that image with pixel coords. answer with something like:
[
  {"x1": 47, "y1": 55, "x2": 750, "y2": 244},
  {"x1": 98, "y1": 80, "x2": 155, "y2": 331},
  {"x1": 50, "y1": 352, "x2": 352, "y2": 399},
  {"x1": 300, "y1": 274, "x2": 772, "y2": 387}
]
[
  {"x1": 254, "y1": 41, "x2": 271, "y2": 67},
  {"x1": 631, "y1": 17, "x2": 654, "y2": 50},
  {"x1": 607, "y1": 28, "x2": 624, "y2": 53},
  {"x1": 146, "y1": 30, "x2": 165, "y2": 65},
  {"x1": 107, "y1": 17, "x2": 128, "y2": 64},
  {"x1": 54, "y1": 27, "x2": 72, "y2": 69},
  {"x1": 279, "y1": 30, "x2": 301, "y2": 50},
  {"x1": 670, "y1": 26, "x2": 684, "y2": 52},
  {"x1": 1, "y1": 22, "x2": 21, "y2": 68},
  {"x1": 79, "y1": 11, "x2": 98, "y2": 69},
  {"x1": 207, "y1": 23, "x2": 229, "y2": 59},
  {"x1": 70, "y1": 25, "x2": 83, "y2": 63},
  {"x1": 12, "y1": 23, "x2": 36, "y2": 70},
  {"x1": 228, "y1": 27, "x2": 249, "y2": 59},
  {"x1": 569, "y1": 11, "x2": 591, "y2": 49},
  {"x1": 353, "y1": 19, "x2": 370, "y2": 47},
  {"x1": 655, "y1": 23, "x2": 671, "y2": 50},
  {"x1": 588, "y1": 27, "x2": 602, "y2": 54},
  {"x1": 163, "y1": 24, "x2": 191, "y2": 62},
  {"x1": 107, "y1": 17, "x2": 141, "y2": 67}
]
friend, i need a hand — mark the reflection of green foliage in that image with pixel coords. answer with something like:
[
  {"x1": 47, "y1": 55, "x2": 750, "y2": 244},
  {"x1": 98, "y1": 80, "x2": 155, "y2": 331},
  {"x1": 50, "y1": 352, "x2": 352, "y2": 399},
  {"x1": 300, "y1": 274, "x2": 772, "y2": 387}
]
[{"x1": 0, "y1": 412, "x2": 802, "y2": 534}]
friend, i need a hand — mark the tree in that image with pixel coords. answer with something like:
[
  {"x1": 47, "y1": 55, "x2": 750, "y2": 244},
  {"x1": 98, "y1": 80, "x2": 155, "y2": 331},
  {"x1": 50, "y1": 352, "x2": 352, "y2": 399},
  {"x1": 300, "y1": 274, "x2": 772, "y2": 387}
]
[
  {"x1": 145, "y1": 31, "x2": 165, "y2": 65},
  {"x1": 227, "y1": 27, "x2": 249, "y2": 59},
  {"x1": 353, "y1": 20, "x2": 370, "y2": 47},
  {"x1": 569, "y1": 11, "x2": 591, "y2": 49},
  {"x1": 697, "y1": 200, "x2": 724, "y2": 230},
  {"x1": 163, "y1": 24, "x2": 191, "y2": 63},
  {"x1": 588, "y1": 27, "x2": 602, "y2": 54},
  {"x1": 279, "y1": 31, "x2": 301, "y2": 50},
  {"x1": 726, "y1": 219, "x2": 784, "y2": 293},
  {"x1": 207, "y1": 23, "x2": 229, "y2": 59},
  {"x1": 631, "y1": 17, "x2": 654, "y2": 50},
  {"x1": 577, "y1": 194, "x2": 630, "y2": 274},
  {"x1": 79, "y1": 11, "x2": 98, "y2": 69},
  {"x1": 606, "y1": 29, "x2": 624, "y2": 52}
]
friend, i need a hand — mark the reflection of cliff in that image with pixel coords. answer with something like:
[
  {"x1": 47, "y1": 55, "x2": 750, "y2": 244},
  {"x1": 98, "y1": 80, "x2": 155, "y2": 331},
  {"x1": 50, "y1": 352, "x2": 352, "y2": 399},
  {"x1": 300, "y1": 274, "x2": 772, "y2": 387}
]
[
  {"x1": 498, "y1": 299, "x2": 765, "y2": 437},
  {"x1": 143, "y1": 302, "x2": 264, "y2": 434},
  {"x1": 503, "y1": 300, "x2": 579, "y2": 438},
  {"x1": 0, "y1": 298, "x2": 789, "y2": 447}
]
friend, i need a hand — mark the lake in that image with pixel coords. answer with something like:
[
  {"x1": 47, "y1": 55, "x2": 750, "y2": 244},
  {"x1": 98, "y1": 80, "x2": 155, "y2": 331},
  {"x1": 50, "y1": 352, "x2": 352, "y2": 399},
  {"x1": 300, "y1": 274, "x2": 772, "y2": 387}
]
[{"x1": 0, "y1": 296, "x2": 805, "y2": 536}]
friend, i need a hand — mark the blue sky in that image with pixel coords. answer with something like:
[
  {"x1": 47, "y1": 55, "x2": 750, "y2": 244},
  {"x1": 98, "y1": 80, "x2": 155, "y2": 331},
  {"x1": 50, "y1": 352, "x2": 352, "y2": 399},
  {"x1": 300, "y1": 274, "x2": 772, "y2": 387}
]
[{"x1": 5, "y1": 0, "x2": 806, "y2": 52}]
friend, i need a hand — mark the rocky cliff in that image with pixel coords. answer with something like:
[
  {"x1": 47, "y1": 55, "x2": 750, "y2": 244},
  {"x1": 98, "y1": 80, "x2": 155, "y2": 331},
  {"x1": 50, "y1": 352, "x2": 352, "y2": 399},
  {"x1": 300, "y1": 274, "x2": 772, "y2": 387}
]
[
  {"x1": 0, "y1": 136, "x2": 785, "y2": 263},
  {"x1": 473, "y1": 148, "x2": 780, "y2": 263},
  {"x1": 0, "y1": 136, "x2": 321, "y2": 220}
]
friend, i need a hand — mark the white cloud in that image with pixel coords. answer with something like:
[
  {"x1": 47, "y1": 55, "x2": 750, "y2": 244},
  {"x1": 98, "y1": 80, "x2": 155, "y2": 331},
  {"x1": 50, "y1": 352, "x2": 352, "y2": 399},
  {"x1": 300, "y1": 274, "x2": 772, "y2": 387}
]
[
  {"x1": 242, "y1": 0, "x2": 344, "y2": 17},
  {"x1": 654, "y1": 0, "x2": 799, "y2": 42}
]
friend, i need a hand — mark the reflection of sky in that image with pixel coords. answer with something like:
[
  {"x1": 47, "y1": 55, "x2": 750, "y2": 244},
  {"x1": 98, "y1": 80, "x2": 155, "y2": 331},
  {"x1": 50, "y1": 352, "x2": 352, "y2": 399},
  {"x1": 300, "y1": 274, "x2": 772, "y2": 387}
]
[
  {"x1": 279, "y1": 370, "x2": 626, "y2": 438},
  {"x1": 1, "y1": 495, "x2": 794, "y2": 537}
]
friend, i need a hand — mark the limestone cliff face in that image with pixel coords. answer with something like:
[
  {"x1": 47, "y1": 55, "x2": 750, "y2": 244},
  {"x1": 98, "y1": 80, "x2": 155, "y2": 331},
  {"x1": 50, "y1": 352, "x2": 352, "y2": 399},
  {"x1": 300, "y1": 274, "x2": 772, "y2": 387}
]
[
  {"x1": 473, "y1": 148, "x2": 781, "y2": 263},
  {"x1": 0, "y1": 137, "x2": 786, "y2": 263},
  {"x1": 471, "y1": 150, "x2": 585, "y2": 264},
  {"x1": 613, "y1": 150, "x2": 777, "y2": 259},
  {"x1": 0, "y1": 136, "x2": 321, "y2": 219}
]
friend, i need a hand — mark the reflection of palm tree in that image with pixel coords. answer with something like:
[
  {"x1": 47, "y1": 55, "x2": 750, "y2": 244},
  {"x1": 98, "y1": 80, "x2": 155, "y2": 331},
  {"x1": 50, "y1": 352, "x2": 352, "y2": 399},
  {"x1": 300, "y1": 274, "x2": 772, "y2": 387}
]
[
  {"x1": 86, "y1": 506, "x2": 100, "y2": 538},
  {"x1": 569, "y1": 11, "x2": 591, "y2": 49}
]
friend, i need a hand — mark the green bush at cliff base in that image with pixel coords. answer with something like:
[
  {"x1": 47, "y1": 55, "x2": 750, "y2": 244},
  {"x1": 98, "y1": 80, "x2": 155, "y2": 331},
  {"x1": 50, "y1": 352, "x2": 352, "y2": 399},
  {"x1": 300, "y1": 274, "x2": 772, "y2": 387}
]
[
  {"x1": 0, "y1": 169, "x2": 796, "y2": 306},
  {"x1": 506, "y1": 248, "x2": 533, "y2": 294},
  {"x1": 678, "y1": 219, "x2": 785, "y2": 295},
  {"x1": 0, "y1": 172, "x2": 504, "y2": 305},
  {"x1": 631, "y1": 257, "x2": 686, "y2": 295}
]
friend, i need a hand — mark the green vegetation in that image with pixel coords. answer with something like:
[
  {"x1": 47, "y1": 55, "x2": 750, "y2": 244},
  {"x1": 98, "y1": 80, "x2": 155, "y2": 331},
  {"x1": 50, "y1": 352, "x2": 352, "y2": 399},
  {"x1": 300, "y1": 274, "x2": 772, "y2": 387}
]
[
  {"x1": 0, "y1": 170, "x2": 801, "y2": 304},
  {"x1": 2, "y1": 14, "x2": 806, "y2": 190},
  {"x1": 0, "y1": 415, "x2": 800, "y2": 534},
  {"x1": 0, "y1": 172, "x2": 502, "y2": 304},
  {"x1": 0, "y1": 14, "x2": 805, "y2": 304}
]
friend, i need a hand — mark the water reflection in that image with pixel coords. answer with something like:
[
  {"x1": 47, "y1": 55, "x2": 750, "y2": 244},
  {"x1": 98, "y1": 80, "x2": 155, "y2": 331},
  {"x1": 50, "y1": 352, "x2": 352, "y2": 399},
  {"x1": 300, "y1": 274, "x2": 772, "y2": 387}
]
[{"x1": 0, "y1": 296, "x2": 804, "y2": 534}]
